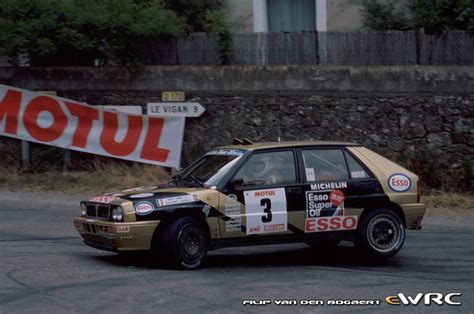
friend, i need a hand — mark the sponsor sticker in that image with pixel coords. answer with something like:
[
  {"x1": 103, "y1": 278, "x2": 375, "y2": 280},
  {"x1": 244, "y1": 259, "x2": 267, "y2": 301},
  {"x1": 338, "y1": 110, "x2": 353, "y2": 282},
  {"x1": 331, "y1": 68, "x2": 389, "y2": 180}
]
[
  {"x1": 329, "y1": 190, "x2": 345, "y2": 207},
  {"x1": 225, "y1": 203, "x2": 242, "y2": 232},
  {"x1": 244, "y1": 188, "x2": 287, "y2": 235},
  {"x1": 305, "y1": 215, "x2": 358, "y2": 233},
  {"x1": 156, "y1": 194, "x2": 197, "y2": 207},
  {"x1": 134, "y1": 201, "x2": 154, "y2": 215},
  {"x1": 116, "y1": 226, "x2": 130, "y2": 233},
  {"x1": 306, "y1": 189, "x2": 345, "y2": 218},
  {"x1": 305, "y1": 168, "x2": 316, "y2": 182},
  {"x1": 206, "y1": 149, "x2": 243, "y2": 156},
  {"x1": 89, "y1": 195, "x2": 118, "y2": 204},
  {"x1": 310, "y1": 182, "x2": 347, "y2": 191},
  {"x1": 351, "y1": 171, "x2": 366, "y2": 178},
  {"x1": 388, "y1": 173, "x2": 412, "y2": 192},
  {"x1": 129, "y1": 193, "x2": 154, "y2": 199}
]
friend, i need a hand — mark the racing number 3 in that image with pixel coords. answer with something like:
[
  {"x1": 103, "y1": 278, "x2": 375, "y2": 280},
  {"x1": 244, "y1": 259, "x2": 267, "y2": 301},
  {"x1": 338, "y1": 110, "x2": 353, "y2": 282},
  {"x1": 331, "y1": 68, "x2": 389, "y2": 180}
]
[{"x1": 261, "y1": 198, "x2": 272, "y2": 223}]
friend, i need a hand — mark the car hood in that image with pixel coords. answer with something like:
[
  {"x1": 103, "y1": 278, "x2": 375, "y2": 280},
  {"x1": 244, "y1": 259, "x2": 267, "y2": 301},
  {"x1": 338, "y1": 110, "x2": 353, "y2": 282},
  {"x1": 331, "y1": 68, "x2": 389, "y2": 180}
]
[{"x1": 86, "y1": 185, "x2": 219, "y2": 209}]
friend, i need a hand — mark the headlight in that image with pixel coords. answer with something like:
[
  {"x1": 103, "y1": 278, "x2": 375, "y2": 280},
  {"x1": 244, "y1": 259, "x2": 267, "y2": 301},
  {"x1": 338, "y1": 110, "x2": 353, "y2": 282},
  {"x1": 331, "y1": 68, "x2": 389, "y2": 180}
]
[
  {"x1": 80, "y1": 203, "x2": 86, "y2": 217},
  {"x1": 112, "y1": 206, "x2": 123, "y2": 221}
]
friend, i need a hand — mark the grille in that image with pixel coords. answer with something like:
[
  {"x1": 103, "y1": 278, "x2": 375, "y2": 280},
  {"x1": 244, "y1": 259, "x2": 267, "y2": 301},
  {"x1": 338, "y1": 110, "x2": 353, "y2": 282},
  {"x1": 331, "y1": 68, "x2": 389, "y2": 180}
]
[
  {"x1": 86, "y1": 203, "x2": 111, "y2": 220},
  {"x1": 81, "y1": 233, "x2": 113, "y2": 245}
]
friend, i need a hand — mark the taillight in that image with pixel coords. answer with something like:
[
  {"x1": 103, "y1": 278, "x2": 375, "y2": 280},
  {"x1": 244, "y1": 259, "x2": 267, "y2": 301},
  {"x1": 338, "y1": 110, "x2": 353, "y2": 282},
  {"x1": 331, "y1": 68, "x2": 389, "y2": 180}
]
[{"x1": 416, "y1": 181, "x2": 421, "y2": 203}]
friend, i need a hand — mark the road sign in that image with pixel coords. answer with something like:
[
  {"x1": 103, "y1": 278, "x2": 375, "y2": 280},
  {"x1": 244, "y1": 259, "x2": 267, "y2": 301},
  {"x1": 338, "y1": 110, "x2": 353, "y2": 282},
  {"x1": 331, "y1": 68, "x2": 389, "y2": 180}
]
[
  {"x1": 99, "y1": 105, "x2": 143, "y2": 115},
  {"x1": 162, "y1": 91, "x2": 185, "y2": 102},
  {"x1": 147, "y1": 102, "x2": 206, "y2": 117}
]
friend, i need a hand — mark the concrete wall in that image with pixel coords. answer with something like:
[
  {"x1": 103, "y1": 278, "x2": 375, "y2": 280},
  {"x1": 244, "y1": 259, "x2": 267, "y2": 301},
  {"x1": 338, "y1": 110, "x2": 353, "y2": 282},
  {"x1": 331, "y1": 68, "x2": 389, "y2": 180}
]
[
  {"x1": 0, "y1": 65, "x2": 473, "y2": 190},
  {"x1": 2, "y1": 65, "x2": 473, "y2": 94}
]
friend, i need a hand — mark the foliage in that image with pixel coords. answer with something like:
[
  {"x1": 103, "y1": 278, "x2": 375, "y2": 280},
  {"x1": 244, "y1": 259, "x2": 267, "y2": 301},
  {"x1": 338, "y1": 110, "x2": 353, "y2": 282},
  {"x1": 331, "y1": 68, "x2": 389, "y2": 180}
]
[
  {"x1": 361, "y1": 0, "x2": 474, "y2": 32},
  {"x1": 0, "y1": 0, "x2": 185, "y2": 67},
  {"x1": 361, "y1": 0, "x2": 413, "y2": 31},
  {"x1": 203, "y1": 9, "x2": 231, "y2": 64},
  {"x1": 164, "y1": 0, "x2": 223, "y2": 32},
  {"x1": 411, "y1": 0, "x2": 474, "y2": 33},
  {"x1": 165, "y1": 0, "x2": 231, "y2": 64}
]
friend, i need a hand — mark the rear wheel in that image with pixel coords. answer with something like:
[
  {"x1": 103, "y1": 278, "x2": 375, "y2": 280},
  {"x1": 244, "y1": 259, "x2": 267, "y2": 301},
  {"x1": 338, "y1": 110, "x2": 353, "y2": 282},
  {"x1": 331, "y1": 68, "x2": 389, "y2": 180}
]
[
  {"x1": 154, "y1": 216, "x2": 209, "y2": 269},
  {"x1": 355, "y1": 208, "x2": 405, "y2": 259}
]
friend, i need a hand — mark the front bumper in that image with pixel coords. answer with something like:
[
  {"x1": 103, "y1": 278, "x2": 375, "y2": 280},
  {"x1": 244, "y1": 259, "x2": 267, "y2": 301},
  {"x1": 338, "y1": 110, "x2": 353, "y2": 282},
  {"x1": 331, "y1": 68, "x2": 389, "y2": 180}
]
[
  {"x1": 74, "y1": 217, "x2": 160, "y2": 252},
  {"x1": 401, "y1": 203, "x2": 426, "y2": 230}
]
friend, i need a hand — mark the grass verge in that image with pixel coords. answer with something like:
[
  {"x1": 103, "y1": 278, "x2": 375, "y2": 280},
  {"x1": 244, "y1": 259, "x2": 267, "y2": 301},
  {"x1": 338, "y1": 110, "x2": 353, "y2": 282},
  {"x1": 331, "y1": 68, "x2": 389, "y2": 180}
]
[{"x1": 0, "y1": 161, "x2": 170, "y2": 194}]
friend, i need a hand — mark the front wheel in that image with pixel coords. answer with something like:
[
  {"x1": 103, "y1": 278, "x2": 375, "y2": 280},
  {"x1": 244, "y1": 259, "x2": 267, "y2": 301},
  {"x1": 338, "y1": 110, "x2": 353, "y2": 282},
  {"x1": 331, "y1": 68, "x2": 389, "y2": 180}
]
[
  {"x1": 155, "y1": 217, "x2": 209, "y2": 269},
  {"x1": 355, "y1": 208, "x2": 405, "y2": 259}
]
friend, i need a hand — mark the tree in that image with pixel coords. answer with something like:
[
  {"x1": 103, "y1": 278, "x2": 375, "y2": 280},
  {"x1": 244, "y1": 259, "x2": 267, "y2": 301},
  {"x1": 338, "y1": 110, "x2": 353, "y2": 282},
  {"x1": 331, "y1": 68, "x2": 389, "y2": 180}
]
[
  {"x1": 0, "y1": 0, "x2": 185, "y2": 67},
  {"x1": 165, "y1": 0, "x2": 231, "y2": 63},
  {"x1": 361, "y1": 0, "x2": 413, "y2": 31},
  {"x1": 361, "y1": 0, "x2": 474, "y2": 32},
  {"x1": 411, "y1": 0, "x2": 474, "y2": 32}
]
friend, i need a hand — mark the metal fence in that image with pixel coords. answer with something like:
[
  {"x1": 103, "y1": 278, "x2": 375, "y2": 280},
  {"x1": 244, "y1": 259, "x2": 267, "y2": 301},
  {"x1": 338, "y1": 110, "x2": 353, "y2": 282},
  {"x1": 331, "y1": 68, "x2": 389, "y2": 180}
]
[
  {"x1": 144, "y1": 31, "x2": 474, "y2": 65},
  {"x1": 2, "y1": 31, "x2": 473, "y2": 66}
]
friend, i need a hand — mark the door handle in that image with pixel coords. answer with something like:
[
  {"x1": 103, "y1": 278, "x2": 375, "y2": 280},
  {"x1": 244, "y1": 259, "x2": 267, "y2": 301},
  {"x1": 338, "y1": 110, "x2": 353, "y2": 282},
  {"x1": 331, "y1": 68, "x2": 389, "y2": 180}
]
[{"x1": 287, "y1": 187, "x2": 301, "y2": 194}]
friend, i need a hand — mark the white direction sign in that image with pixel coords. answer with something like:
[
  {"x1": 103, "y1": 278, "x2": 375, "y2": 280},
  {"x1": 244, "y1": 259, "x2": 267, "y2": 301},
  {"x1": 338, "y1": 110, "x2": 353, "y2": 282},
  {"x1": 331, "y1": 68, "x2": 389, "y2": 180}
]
[{"x1": 147, "y1": 102, "x2": 206, "y2": 117}]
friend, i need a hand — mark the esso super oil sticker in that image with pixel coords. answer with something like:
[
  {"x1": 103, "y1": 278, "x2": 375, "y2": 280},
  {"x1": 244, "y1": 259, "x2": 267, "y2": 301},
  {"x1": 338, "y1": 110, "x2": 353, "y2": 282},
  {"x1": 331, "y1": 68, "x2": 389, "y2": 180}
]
[
  {"x1": 388, "y1": 174, "x2": 412, "y2": 192},
  {"x1": 306, "y1": 189, "x2": 345, "y2": 218},
  {"x1": 134, "y1": 201, "x2": 154, "y2": 215}
]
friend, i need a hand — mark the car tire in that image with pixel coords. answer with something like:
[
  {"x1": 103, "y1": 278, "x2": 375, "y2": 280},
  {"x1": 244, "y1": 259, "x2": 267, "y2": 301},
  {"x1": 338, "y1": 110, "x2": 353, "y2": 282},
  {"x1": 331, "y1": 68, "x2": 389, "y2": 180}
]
[
  {"x1": 355, "y1": 208, "x2": 405, "y2": 259},
  {"x1": 156, "y1": 216, "x2": 209, "y2": 270}
]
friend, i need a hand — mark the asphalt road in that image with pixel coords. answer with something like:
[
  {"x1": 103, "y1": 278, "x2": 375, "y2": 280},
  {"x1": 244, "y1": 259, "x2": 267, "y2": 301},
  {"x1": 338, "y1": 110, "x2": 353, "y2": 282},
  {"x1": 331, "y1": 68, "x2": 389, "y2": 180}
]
[{"x1": 0, "y1": 191, "x2": 473, "y2": 313}]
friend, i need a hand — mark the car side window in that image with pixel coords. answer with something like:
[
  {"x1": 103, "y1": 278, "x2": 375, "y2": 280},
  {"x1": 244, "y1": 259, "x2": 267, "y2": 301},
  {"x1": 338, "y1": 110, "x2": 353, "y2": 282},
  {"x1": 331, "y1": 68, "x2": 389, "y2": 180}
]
[
  {"x1": 234, "y1": 151, "x2": 296, "y2": 186},
  {"x1": 302, "y1": 149, "x2": 349, "y2": 182},
  {"x1": 345, "y1": 151, "x2": 370, "y2": 179}
]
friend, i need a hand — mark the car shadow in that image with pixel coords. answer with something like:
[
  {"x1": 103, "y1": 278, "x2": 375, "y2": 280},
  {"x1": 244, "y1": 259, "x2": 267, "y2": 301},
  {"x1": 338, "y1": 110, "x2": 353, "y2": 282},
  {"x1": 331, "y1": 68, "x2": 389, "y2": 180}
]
[{"x1": 87, "y1": 242, "x2": 403, "y2": 270}]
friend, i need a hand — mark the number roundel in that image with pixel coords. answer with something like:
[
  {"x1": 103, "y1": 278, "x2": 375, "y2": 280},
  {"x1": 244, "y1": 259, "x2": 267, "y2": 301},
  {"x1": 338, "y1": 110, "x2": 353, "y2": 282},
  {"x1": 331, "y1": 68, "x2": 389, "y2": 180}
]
[{"x1": 388, "y1": 173, "x2": 412, "y2": 192}]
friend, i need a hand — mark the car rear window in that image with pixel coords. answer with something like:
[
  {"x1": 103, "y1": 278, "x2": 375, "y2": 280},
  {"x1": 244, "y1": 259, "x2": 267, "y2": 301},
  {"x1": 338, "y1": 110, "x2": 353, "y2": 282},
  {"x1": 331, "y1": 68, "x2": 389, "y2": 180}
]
[{"x1": 302, "y1": 149, "x2": 349, "y2": 182}]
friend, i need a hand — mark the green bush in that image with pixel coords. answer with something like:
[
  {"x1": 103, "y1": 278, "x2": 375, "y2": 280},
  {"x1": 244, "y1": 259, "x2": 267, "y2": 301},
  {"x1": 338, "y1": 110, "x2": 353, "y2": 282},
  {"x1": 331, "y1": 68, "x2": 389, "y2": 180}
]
[
  {"x1": 361, "y1": 0, "x2": 474, "y2": 32},
  {"x1": 0, "y1": 0, "x2": 185, "y2": 67}
]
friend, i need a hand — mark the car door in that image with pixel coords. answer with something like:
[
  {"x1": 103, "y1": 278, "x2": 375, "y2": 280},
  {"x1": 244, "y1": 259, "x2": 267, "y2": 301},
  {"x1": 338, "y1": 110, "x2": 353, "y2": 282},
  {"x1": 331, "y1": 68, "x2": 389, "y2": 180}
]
[
  {"x1": 298, "y1": 147, "x2": 384, "y2": 234},
  {"x1": 218, "y1": 149, "x2": 303, "y2": 238}
]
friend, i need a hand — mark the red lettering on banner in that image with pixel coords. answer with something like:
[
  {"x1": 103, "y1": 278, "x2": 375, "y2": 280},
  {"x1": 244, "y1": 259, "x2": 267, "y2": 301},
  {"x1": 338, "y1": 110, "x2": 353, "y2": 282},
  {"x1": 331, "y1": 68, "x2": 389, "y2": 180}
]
[
  {"x1": 140, "y1": 117, "x2": 170, "y2": 162},
  {"x1": 65, "y1": 102, "x2": 99, "y2": 148},
  {"x1": 0, "y1": 90, "x2": 21, "y2": 135},
  {"x1": 23, "y1": 96, "x2": 67, "y2": 142},
  {"x1": 100, "y1": 111, "x2": 142, "y2": 156}
]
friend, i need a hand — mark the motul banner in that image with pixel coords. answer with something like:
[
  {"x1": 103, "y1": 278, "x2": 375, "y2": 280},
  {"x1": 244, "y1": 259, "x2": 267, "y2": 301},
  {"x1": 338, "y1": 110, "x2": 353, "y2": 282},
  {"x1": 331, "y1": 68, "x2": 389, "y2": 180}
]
[{"x1": 0, "y1": 84, "x2": 185, "y2": 168}]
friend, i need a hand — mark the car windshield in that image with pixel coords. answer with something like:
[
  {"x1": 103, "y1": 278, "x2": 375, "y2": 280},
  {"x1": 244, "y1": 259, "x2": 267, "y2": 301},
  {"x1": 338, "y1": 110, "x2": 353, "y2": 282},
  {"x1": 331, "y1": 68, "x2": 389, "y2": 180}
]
[{"x1": 177, "y1": 149, "x2": 245, "y2": 187}]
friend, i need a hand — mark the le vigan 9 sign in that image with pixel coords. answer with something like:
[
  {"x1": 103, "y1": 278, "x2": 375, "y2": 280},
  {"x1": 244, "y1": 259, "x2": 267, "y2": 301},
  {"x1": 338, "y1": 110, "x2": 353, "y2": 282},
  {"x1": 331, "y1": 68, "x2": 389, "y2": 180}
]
[{"x1": 0, "y1": 84, "x2": 185, "y2": 168}]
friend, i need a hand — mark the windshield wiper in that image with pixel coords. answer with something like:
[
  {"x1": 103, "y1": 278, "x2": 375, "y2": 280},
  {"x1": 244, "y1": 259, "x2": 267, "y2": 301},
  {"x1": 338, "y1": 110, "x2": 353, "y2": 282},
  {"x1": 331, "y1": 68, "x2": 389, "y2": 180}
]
[
  {"x1": 182, "y1": 175, "x2": 203, "y2": 186},
  {"x1": 170, "y1": 174, "x2": 203, "y2": 187}
]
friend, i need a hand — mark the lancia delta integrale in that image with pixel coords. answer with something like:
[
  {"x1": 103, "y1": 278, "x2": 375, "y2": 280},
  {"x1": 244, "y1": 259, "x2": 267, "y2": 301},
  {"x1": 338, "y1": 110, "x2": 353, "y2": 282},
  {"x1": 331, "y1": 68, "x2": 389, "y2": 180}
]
[{"x1": 74, "y1": 141, "x2": 426, "y2": 269}]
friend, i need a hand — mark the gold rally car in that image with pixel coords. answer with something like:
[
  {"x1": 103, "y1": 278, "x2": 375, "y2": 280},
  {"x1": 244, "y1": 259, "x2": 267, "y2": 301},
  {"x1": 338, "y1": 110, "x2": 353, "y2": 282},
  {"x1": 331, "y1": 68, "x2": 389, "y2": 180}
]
[{"x1": 74, "y1": 141, "x2": 426, "y2": 269}]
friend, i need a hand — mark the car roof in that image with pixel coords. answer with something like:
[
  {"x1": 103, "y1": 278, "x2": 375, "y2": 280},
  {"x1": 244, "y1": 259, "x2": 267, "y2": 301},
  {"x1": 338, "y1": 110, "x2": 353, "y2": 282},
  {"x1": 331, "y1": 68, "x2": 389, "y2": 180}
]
[{"x1": 218, "y1": 141, "x2": 359, "y2": 151}]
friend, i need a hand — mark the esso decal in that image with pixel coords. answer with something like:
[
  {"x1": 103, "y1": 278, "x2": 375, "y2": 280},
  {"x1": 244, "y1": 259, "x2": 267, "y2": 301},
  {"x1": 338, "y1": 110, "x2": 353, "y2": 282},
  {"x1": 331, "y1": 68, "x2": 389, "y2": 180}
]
[
  {"x1": 134, "y1": 201, "x2": 154, "y2": 215},
  {"x1": 305, "y1": 216, "x2": 358, "y2": 233},
  {"x1": 329, "y1": 190, "x2": 345, "y2": 207},
  {"x1": 388, "y1": 174, "x2": 412, "y2": 192}
]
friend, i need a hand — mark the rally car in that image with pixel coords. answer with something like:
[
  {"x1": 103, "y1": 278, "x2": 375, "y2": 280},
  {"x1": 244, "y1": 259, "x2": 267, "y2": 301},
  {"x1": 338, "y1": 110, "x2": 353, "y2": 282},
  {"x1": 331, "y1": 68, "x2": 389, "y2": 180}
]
[{"x1": 74, "y1": 140, "x2": 426, "y2": 269}]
